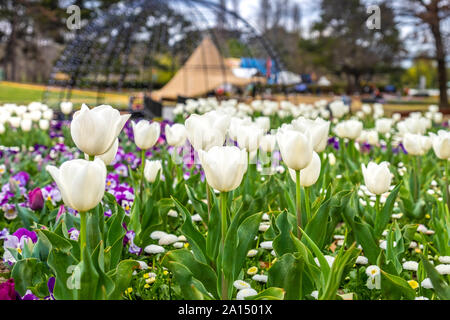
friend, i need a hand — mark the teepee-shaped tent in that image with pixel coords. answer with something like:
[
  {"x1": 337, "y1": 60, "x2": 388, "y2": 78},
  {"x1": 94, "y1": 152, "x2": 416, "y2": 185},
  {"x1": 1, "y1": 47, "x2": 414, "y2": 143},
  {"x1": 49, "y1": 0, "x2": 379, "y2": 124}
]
[{"x1": 152, "y1": 38, "x2": 263, "y2": 100}]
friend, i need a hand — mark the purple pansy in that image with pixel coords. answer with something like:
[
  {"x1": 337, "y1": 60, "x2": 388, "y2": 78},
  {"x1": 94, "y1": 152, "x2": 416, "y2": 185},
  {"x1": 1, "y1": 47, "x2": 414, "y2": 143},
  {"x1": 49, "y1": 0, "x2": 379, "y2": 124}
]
[{"x1": 0, "y1": 279, "x2": 16, "y2": 300}]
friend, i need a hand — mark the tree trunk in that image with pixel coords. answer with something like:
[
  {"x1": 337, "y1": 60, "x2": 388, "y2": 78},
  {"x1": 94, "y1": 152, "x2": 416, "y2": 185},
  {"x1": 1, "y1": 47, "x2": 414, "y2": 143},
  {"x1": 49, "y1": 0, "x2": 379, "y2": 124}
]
[
  {"x1": 345, "y1": 73, "x2": 354, "y2": 94},
  {"x1": 353, "y1": 74, "x2": 361, "y2": 94},
  {"x1": 4, "y1": 15, "x2": 18, "y2": 81},
  {"x1": 429, "y1": 5, "x2": 448, "y2": 109}
]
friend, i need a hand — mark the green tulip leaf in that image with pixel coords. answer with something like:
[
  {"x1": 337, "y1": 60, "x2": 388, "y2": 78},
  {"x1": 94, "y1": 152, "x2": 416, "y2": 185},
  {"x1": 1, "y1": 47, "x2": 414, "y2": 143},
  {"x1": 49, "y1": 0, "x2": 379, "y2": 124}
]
[
  {"x1": 268, "y1": 253, "x2": 305, "y2": 299},
  {"x1": 374, "y1": 184, "x2": 401, "y2": 237},
  {"x1": 381, "y1": 270, "x2": 415, "y2": 300}
]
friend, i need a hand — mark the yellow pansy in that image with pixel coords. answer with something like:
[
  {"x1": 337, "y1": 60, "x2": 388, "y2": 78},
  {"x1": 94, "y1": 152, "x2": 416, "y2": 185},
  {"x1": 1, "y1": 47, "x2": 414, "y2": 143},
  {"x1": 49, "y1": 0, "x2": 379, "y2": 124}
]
[{"x1": 408, "y1": 280, "x2": 419, "y2": 290}]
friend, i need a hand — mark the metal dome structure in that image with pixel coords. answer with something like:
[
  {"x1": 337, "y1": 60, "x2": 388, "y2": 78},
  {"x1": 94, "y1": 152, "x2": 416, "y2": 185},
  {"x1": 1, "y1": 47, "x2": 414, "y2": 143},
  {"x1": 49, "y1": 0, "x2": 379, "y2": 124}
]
[{"x1": 43, "y1": 0, "x2": 286, "y2": 108}]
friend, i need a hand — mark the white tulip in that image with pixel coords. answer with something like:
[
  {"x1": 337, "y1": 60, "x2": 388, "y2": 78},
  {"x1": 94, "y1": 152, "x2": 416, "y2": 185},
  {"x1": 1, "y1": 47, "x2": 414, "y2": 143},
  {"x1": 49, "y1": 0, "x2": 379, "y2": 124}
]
[
  {"x1": 397, "y1": 117, "x2": 428, "y2": 135},
  {"x1": 403, "y1": 133, "x2": 432, "y2": 156},
  {"x1": 373, "y1": 103, "x2": 384, "y2": 119},
  {"x1": 392, "y1": 113, "x2": 401, "y2": 122},
  {"x1": 9, "y1": 116, "x2": 21, "y2": 128},
  {"x1": 185, "y1": 112, "x2": 230, "y2": 151},
  {"x1": 0, "y1": 123, "x2": 5, "y2": 134},
  {"x1": 60, "y1": 102, "x2": 73, "y2": 115},
  {"x1": 375, "y1": 118, "x2": 392, "y2": 134},
  {"x1": 165, "y1": 123, "x2": 187, "y2": 147},
  {"x1": 16, "y1": 106, "x2": 27, "y2": 116},
  {"x1": 144, "y1": 160, "x2": 162, "y2": 183},
  {"x1": 204, "y1": 110, "x2": 231, "y2": 134},
  {"x1": 198, "y1": 146, "x2": 247, "y2": 192},
  {"x1": 30, "y1": 110, "x2": 42, "y2": 122},
  {"x1": 428, "y1": 105, "x2": 439, "y2": 113},
  {"x1": 46, "y1": 158, "x2": 106, "y2": 212},
  {"x1": 39, "y1": 119, "x2": 49, "y2": 131},
  {"x1": 358, "y1": 130, "x2": 379, "y2": 145},
  {"x1": 361, "y1": 104, "x2": 372, "y2": 115},
  {"x1": 28, "y1": 102, "x2": 42, "y2": 112},
  {"x1": 430, "y1": 130, "x2": 450, "y2": 160},
  {"x1": 362, "y1": 162, "x2": 391, "y2": 195},
  {"x1": 259, "y1": 134, "x2": 277, "y2": 153},
  {"x1": 292, "y1": 117, "x2": 330, "y2": 152},
  {"x1": 434, "y1": 112, "x2": 443, "y2": 124},
  {"x1": 0, "y1": 111, "x2": 10, "y2": 124},
  {"x1": 328, "y1": 153, "x2": 336, "y2": 166},
  {"x1": 276, "y1": 129, "x2": 313, "y2": 171},
  {"x1": 96, "y1": 138, "x2": 119, "y2": 165},
  {"x1": 236, "y1": 123, "x2": 264, "y2": 152},
  {"x1": 329, "y1": 101, "x2": 349, "y2": 119},
  {"x1": 334, "y1": 120, "x2": 363, "y2": 140},
  {"x1": 20, "y1": 119, "x2": 32, "y2": 132},
  {"x1": 289, "y1": 152, "x2": 321, "y2": 187},
  {"x1": 228, "y1": 117, "x2": 252, "y2": 141},
  {"x1": 132, "y1": 120, "x2": 160, "y2": 150},
  {"x1": 71, "y1": 104, "x2": 130, "y2": 156},
  {"x1": 254, "y1": 117, "x2": 270, "y2": 132},
  {"x1": 43, "y1": 109, "x2": 54, "y2": 120},
  {"x1": 356, "y1": 111, "x2": 365, "y2": 119}
]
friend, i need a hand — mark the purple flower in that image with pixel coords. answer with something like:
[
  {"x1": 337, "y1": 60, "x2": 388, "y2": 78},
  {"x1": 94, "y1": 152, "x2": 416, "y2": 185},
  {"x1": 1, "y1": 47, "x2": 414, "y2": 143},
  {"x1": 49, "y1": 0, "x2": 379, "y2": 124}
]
[
  {"x1": 124, "y1": 153, "x2": 138, "y2": 166},
  {"x1": 0, "y1": 228, "x2": 9, "y2": 240},
  {"x1": 0, "y1": 279, "x2": 16, "y2": 300},
  {"x1": 328, "y1": 137, "x2": 340, "y2": 150},
  {"x1": 2, "y1": 204, "x2": 17, "y2": 220},
  {"x1": 13, "y1": 228, "x2": 37, "y2": 243},
  {"x1": 114, "y1": 163, "x2": 128, "y2": 177},
  {"x1": 121, "y1": 200, "x2": 133, "y2": 215},
  {"x1": 67, "y1": 207, "x2": 78, "y2": 216},
  {"x1": 42, "y1": 184, "x2": 62, "y2": 205},
  {"x1": 21, "y1": 290, "x2": 39, "y2": 300},
  {"x1": 68, "y1": 228, "x2": 79, "y2": 241},
  {"x1": 11, "y1": 172, "x2": 30, "y2": 187},
  {"x1": 0, "y1": 190, "x2": 14, "y2": 206},
  {"x1": 47, "y1": 277, "x2": 55, "y2": 300},
  {"x1": 105, "y1": 173, "x2": 119, "y2": 190},
  {"x1": 398, "y1": 143, "x2": 408, "y2": 155},
  {"x1": 123, "y1": 230, "x2": 142, "y2": 255},
  {"x1": 361, "y1": 142, "x2": 372, "y2": 153},
  {"x1": 28, "y1": 188, "x2": 44, "y2": 211},
  {"x1": 104, "y1": 208, "x2": 112, "y2": 217}
]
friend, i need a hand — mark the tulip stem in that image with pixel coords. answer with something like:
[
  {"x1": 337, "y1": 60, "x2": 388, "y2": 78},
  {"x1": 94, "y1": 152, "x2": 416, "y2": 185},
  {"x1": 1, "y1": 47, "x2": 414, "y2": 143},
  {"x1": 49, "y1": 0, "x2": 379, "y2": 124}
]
[
  {"x1": 305, "y1": 186, "x2": 311, "y2": 223},
  {"x1": 89, "y1": 155, "x2": 95, "y2": 161},
  {"x1": 140, "y1": 149, "x2": 146, "y2": 196},
  {"x1": 320, "y1": 152, "x2": 327, "y2": 195},
  {"x1": 206, "y1": 182, "x2": 211, "y2": 219},
  {"x1": 79, "y1": 212, "x2": 87, "y2": 262},
  {"x1": 413, "y1": 156, "x2": 419, "y2": 200},
  {"x1": 295, "y1": 170, "x2": 302, "y2": 239},
  {"x1": 445, "y1": 160, "x2": 449, "y2": 211},
  {"x1": 375, "y1": 195, "x2": 381, "y2": 217},
  {"x1": 220, "y1": 191, "x2": 228, "y2": 300}
]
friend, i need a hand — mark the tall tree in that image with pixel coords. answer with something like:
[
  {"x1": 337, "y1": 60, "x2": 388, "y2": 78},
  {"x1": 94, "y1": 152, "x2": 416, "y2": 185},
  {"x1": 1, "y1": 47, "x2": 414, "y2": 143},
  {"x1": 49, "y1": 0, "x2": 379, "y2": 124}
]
[
  {"x1": 272, "y1": 0, "x2": 283, "y2": 28},
  {"x1": 300, "y1": 0, "x2": 403, "y2": 93},
  {"x1": 292, "y1": 3, "x2": 301, "y2": 33},
  {"x1": 258, "y1": 0, "x2": 271, "y2": 33},
  {"x1": 395, "y1": 0, "x2": 449, "y2": 109}
]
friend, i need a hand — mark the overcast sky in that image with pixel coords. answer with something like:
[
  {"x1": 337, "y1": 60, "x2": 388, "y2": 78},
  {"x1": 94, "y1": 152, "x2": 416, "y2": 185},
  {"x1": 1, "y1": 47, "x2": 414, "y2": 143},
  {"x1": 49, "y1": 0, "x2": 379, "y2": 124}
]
[{"x1": 220, "y1": 0, "x2": 444, "y2": 68}]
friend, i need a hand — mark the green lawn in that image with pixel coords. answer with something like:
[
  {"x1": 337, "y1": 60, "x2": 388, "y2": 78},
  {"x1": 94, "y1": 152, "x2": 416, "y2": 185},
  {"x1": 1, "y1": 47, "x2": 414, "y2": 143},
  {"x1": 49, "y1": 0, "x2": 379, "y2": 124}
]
[{"x1": 0, "y1": 82, "x2": 129, "y2": 109}]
